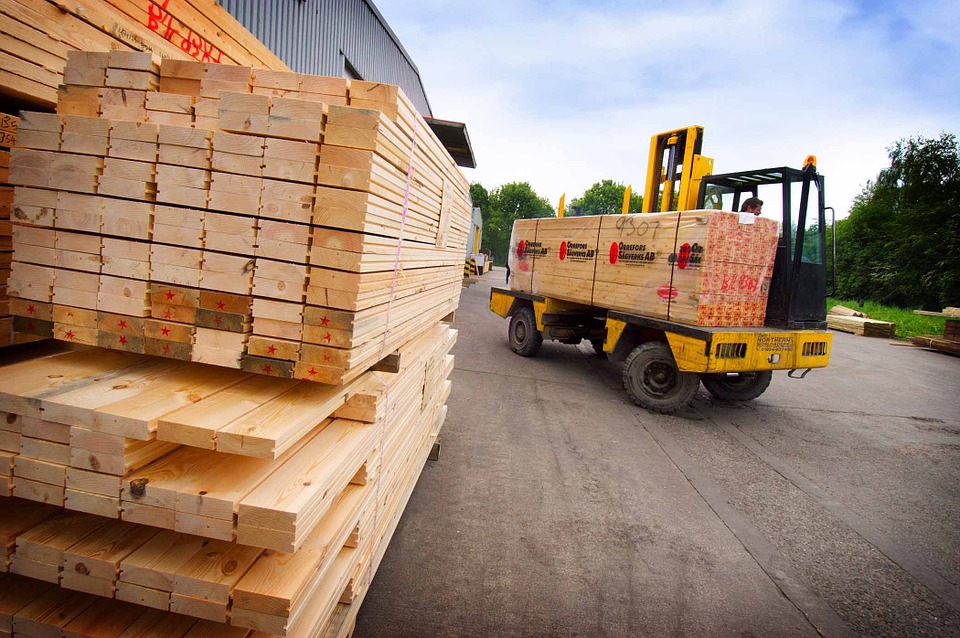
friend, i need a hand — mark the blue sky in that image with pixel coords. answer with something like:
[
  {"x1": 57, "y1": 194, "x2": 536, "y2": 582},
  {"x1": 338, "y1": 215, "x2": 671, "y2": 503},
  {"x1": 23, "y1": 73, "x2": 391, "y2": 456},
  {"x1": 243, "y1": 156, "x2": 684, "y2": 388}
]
[{"x1": 373, "y1": 0, "x2": 960, "y2": 217}]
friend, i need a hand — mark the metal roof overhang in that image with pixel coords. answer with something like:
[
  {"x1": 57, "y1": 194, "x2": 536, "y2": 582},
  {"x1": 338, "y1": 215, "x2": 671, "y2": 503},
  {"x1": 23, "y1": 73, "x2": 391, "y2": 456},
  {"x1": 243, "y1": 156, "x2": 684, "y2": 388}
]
[{"x1": 424, "y1": 117, "x2": 476, "y2": 169}]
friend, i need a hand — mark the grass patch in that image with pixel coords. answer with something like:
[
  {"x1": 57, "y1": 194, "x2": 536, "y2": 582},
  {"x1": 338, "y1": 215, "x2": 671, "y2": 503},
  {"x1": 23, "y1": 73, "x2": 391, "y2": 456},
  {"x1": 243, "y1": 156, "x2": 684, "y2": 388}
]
[{"x1": 827, "y1": 298, "x2": 947, "y2": 340}]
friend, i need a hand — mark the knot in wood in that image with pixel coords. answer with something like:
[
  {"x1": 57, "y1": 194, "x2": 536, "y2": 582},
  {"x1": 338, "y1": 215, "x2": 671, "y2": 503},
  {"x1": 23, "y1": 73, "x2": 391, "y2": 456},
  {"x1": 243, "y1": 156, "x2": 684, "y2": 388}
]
[
  {"x1": 112, "y1": 383, "x2": 129, "y2": 390},
  {"x1": 75, "y1": 563, "x2": 90, "y2": 575},
  {"x1": 88, "y1": 455, "x2": 101, "y2": 472},
  {"x1": 222, "y1": 560, "x2": 238, "y2": 575},
  {"x1": 129, "y1": 478, "x2": 149, "y2": 498},
  {"x1": 5, "y1": 413, "x2": 16, "y2": 425}
]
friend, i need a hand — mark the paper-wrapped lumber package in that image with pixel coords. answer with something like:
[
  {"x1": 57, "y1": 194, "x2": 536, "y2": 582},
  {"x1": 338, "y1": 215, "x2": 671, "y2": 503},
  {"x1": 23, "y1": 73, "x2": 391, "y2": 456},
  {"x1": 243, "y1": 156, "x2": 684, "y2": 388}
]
[{"x1": 509, "y1": 210, "x2": 779, "y2": 327}]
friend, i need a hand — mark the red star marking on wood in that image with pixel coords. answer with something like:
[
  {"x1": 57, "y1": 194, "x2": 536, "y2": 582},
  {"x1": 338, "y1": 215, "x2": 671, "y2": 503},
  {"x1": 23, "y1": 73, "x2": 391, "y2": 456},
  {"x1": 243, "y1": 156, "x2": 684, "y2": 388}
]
[
  {"x1": 118, "y1": 320, "x2": 127, "y2": 329},
  {"x1": 163, "y1": 309, "x2": 173, "y2": 319},
  {"x1": 25, "y1": 322, "x2": 35, "y2": 331},
  {"x1": 162, "y1": 344, "x2": 171, "y2": 354},
  {"x1": 267, "y1": 345, "x2": 277, "y2": 355},
  {"x1": 307, "y1": 368, "x2": 317, "y2": 376},
  {"x1": 320, "y1": 315, "x2": 329, "y2": 327},
  {"x1": 323, "y1": 355, "x2": 331, "y2": 362},
  {"x1": 161, "y1": 326, "x2": 170, "y2": 336},
  {"x1": 263, "y1": 365, "x2": 274, "y2": 374},
  {"x1": 165, "y1": 290, "x2": 175, "y2": 300},
  {"x1": 26, "y1": 304, "x2": 35, "y2": 314},
  {"x1": 65, "y1": 330, "x2": 75, "y2": 340},
  {"x1": 216, "y1": 300, "x2": 226, "y2": 310},
  {"x1": 324, "y1": 332, "x2": 332, "y2": 343},
  {"x1": 214, "y1": 315, "x2": 223, "y2": 326},
  {"x1": 119, "y1": 336, "x2": 128, "y2": 345}
]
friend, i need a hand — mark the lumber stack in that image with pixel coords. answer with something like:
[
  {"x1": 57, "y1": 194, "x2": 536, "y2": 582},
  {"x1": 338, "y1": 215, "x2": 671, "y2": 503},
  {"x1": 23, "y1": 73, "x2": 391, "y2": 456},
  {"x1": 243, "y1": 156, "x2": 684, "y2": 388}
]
[
  {"x1": 7, "y1": 52, "x2": 471, "y2": 384},
  {"x1": 508, "y1": 210, "x2": 779, "y2": 327},
  {"x1": 0, "y1": 0, "x2": 289, "y2": 109},
  {"x1": 911, "y1": 307, "x2": 960, "y2": 355},
  {"x1": 0, "y1": 321, "x2": 455, "y2": 635},
  {"x1": 825, "y1": 314, "x2": 896, "y2": 337}
]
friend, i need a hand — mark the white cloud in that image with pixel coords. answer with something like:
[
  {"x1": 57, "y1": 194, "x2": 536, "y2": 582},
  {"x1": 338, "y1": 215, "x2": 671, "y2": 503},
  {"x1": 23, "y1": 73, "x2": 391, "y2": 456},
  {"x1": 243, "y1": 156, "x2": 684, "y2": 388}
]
[{"x1": 374, "y1": 0, "x2": 960, "y2": 217}]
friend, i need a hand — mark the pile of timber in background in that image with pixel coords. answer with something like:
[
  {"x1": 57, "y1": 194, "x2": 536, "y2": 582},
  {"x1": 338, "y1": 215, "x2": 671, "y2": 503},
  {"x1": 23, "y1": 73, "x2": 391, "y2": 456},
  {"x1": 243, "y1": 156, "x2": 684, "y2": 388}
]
[
  {"x1": 508, "y1": 211, "x2": 780, "y2": 327},
  {"x1": 6, "y1": 51, "x2": 471, "y2": 384},
  {"x1": 826, "y1": 304, "x2": 896, "y2": 338},
  {"x1": 0, "y1": 318, "x2": 455, "y2": 635},
  {"x1": 911, "y1": 307, "x2": 960, "y2": 355}
]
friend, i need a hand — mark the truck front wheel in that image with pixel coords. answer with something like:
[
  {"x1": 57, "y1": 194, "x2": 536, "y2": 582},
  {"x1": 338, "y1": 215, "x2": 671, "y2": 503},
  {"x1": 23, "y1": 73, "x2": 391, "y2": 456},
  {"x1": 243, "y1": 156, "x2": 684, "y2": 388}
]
[
  {"x1": 509, "y1": 307, "x2": 542, "y2": 357},
  {"x1": 622, "y1": 342, "x2": 699, "y2": 413},
  {"x1": 701, "y1": 371, "x2": 773, "y2": 401}
]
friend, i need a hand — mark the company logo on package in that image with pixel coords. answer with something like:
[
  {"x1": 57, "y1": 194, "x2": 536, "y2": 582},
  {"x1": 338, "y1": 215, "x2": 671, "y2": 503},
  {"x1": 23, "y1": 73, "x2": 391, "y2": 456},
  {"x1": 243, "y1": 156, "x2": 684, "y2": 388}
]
[
  {"x1": 668, "y1": 243, "x2": 703, "y2": 269},
  {"x1": 516, "y1": 239, "x2": 547, "y2": 259},
  {"x1": 558, "y1": 241, "x2": 595, "y2": 262},
  {"x1": 608, "y1": 242, "x2": 658, "y2": 265},
  {"x1": 657, "y1": 285, "x2": 679, "y2": 300}
]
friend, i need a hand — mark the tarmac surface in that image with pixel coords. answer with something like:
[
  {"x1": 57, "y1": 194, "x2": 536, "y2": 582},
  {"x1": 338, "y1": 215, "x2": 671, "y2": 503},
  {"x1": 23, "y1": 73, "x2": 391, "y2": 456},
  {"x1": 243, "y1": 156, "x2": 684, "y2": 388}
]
[{"x1": 354, "y1": 267, "x2": 960, "y2": 638}]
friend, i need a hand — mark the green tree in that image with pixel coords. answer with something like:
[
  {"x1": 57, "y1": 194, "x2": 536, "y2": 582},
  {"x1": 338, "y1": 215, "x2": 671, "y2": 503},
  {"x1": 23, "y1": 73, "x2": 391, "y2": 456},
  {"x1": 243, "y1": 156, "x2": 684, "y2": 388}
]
[
  {"x1": 469, "y1": 182, "x2": 490, "y2": 223},
  {"x1": 835, "y1": 133, "x2": 960, "y2": 308},
  {"x1": 567, "y1": 179, "x2": 642, "y2": 216},
  {"x1": 479, "y1": 182, "x2": 554, "y2": 262}
]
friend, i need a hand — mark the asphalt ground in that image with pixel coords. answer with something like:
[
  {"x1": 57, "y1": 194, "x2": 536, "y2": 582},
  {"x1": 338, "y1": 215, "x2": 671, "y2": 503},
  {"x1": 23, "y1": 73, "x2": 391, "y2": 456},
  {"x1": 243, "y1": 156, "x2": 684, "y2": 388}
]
[{"x1": 355, "y1": 267, "x2": 960, "y2": 638}]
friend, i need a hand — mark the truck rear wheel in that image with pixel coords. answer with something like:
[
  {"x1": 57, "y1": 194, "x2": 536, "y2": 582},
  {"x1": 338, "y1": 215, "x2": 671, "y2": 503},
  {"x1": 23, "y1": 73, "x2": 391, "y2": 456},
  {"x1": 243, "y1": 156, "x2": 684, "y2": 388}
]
[
  {"x1": 701, "y1": 371, "x2": 773, "y2": 401},
  {"x1": 622, "y1": 342, "x2": 699, "y2": 413},
  {"x1": 509, "y1": 307, "x2": 542, "y2": 357}
]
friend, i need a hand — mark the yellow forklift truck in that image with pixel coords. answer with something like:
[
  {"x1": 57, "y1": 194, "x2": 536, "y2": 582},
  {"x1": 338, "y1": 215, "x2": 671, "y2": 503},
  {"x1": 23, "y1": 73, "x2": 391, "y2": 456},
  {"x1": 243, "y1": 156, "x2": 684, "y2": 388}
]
[{"x1": 489, "y1": 126, "x2": 832, "y2": 413}]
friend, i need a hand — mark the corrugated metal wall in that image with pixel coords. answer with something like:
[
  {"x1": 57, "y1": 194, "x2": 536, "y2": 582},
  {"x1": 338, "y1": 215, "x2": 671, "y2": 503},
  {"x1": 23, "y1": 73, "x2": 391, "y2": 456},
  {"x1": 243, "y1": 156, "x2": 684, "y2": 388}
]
[{"x1": 218, "y1": 0, "x2": 432, "y2": 116}]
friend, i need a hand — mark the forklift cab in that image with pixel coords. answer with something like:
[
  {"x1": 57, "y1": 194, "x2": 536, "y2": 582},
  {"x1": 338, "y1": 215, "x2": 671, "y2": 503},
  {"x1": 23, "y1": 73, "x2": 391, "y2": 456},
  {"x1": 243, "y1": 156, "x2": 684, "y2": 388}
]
[{"x1": 697, "y1": 163, "x2": 828, "y2": 329}]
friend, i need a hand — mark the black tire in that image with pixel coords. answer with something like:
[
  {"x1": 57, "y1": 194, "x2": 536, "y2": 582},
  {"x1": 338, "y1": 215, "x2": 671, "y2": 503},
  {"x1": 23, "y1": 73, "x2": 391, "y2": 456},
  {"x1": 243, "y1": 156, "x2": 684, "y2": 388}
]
[
  {"x1": 508, "y1": 307, "x2": 542, "y2": 357},
  {"x1": 701, "y1": 371, "x2": 773, "y2": 401},
  {"x1": 589, "y1": 338, "x2": 606, "y2": 356},
  {"x1": 622, "y1": 342, "x2": 699, "y2": 413}
]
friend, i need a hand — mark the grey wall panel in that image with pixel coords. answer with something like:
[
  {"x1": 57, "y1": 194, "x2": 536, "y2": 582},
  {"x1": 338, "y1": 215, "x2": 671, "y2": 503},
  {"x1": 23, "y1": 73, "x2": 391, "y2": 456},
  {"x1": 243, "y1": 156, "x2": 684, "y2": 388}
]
[{"x1": 218, "y1": 0, "x2": 432, "y2": 116}]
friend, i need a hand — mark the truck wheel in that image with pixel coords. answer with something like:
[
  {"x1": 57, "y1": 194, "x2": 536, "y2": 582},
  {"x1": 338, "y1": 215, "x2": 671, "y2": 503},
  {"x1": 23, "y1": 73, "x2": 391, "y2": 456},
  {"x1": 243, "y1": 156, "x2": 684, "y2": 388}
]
[
  {"x1": 622, "y1": 342, "x2": 699, "y2": 413},
  {"x1": 509, "y1": 307, "x2": 542, "y2": 357},
  {"x1": 701, "y1": 371, "x2": 773, "y2": 401}
]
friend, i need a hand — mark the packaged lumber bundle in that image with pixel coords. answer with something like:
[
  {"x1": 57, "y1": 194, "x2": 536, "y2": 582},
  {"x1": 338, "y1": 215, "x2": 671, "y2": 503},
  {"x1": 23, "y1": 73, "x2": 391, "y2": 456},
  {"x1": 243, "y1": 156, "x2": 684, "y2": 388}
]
[
  {"x1": 0, "y1": 0, "x2": 288, "y2": 109},
  {"x1": 509, "y1": 210, "x2": 780, "y2": 327},
  {"x1": 7, "y1": 53, "x2": 471, "y2": 385},
  {"x1": 0, "y1": 323, "x2": 454, "y2": 635}
]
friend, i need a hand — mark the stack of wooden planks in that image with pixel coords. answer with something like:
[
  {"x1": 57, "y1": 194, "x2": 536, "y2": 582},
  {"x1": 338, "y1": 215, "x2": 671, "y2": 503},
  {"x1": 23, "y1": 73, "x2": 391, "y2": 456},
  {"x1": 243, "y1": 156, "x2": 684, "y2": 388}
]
[
  {"x1": 911, "y1": 307, "x2": 960, "y2": 355},
  {"x1": 826, "y1": 305, "x2": 896, "y2": 338},
  {"x1": 0, "y1": 0, "x2": 289, "y2": 110},
  {"x1": 7, "y1": 52, "x2": 471, "y2": 384},
  {"x1": 0, "y1": 320, "x2": 455, "y2": 635},
  {"x1": 508, "y1": 210, "x2": 780, "y2": 327}
]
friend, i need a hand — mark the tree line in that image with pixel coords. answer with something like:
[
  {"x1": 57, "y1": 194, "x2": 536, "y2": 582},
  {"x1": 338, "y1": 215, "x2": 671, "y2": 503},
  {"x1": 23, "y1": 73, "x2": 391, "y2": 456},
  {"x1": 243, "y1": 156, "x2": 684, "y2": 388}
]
[
  {"x1": 470, "y1": 179, "x2": 640, "y2": 263},
  {"x1": 473, "y1": 133, "x2": 959, "y2": 311}
]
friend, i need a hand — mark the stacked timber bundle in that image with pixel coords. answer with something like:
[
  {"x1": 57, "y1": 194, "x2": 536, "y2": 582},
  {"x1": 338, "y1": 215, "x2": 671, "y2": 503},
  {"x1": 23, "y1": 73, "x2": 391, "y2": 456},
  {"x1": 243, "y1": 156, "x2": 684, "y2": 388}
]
[
  {"x1": 911, "y1": 307, "x2": 960, "y2": 355},
  {"x1": 0, "y1": 316, "x2": 454, "y2": 635},
  {"x1": 509, "y1": 210, "x2": 779, "y2": 327},
  {"x1": 826, "y1": 305, "x2": 895, "y2": 338},
  {"x1": 0, "y1": 0, "x2": 289, "y2": 110},
  {"x1": 7, "y1": 52, "x2": 471, "y2": 383}
]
